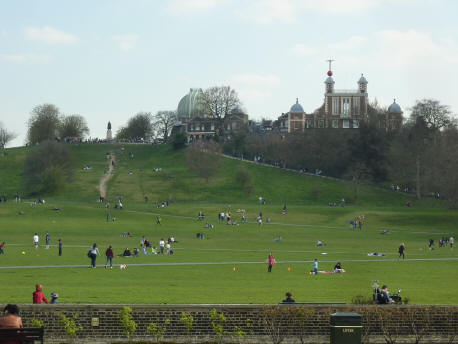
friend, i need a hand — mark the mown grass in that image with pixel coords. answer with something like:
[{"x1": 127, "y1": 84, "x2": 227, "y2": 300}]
[{"x1": 0, "y1": 143, "x2": 456, "y2": 305}]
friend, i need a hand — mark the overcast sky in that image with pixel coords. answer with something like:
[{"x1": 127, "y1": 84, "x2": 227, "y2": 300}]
[{"x1": 1, "y1": 0, "x2": 457, "y2": 147}]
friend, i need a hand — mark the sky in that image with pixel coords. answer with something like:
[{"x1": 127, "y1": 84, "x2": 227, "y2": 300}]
[{"x1": 1, "y1": 0, "x2": 458, "y2": 147}]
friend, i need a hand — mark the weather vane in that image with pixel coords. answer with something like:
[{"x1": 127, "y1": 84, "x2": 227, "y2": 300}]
[{"x1": 326, "y1": 58, "x2": 335, "y2": 76}]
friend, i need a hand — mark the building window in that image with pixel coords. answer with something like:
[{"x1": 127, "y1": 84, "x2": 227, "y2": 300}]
[
  {"x1": 343, "y1": 120, "x2": 350, "y2": 128},
  {"x1": 211, "y1": 123, "x2": 215, "y2": 131},
  {"x1": 318, "y1": 119, "x2": 324, "y2": 128},
  {"x1": 353, "y1": 120, "x2": 359, "y2": 128},
  {"x1": 342, "y1": 98, "x2": 350, "y2": 116},
  {"x1": 332, "y1": 98, "x2": 339, "y2": 115},
  {"x1": 353, "y1": 97, "x2": 360, "y2": 115},
  {"x1": 306, "y1": 119, "x2": 313, "y2": 128},
  {"x1": 332, "y1": 119, "x2": 339, "y2": 128},
  {"x1": 294, "y1": 121, "x2": 299, "y2": 130}
]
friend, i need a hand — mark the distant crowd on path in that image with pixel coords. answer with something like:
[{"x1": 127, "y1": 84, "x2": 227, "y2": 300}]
[{"x1": 428, "y1": 237, "x2": 454, "y2": 250}]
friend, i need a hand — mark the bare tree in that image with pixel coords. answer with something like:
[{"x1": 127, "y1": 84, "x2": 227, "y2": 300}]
[
  {"x1": 0, "y1": 122, "x2": 16, "y2": 148},
  {"x1": 59, "y1": 114, "x2": 89, "y2": 139},
  {"x1": 153, "y1": 111, "x2": 177, "y2": 142},
  {"x1": 200, "y1": 86, "x2": 241, "y2": 134},
  {"x1": 409, "y1": 98, "x2": 452, "y2": 131}
]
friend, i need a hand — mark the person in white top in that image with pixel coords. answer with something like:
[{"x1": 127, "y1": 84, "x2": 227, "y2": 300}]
[
  {"x1": 159, "y1": 239, "x2": 165, "y2": 254},
  {"x1": 166, "y1": 243, "x2": 171, "y2": 254},
  {"x1": 450, "y1": 237, "x2": 455, "y2": 248},
  {"x1": 33, "y1": 233, "x2": 39, "y2": 249}
]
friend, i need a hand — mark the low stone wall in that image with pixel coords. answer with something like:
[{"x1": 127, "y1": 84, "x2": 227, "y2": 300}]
[{"x1": 3, "y1": 304, "x2": 457, "y2": 343}]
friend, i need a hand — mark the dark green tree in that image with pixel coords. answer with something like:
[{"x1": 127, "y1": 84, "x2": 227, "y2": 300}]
[
  {"x1": 116, "y1": 112, "x2": 153, "y2": 140},
  {"x1": 347, "y1": 122, "x2": 389, "y2": 203},
  {"x1": 23, "y1": 141, "x2": 74, "y2": 195},
  {"x1": 59, "y1": 114, "x2": 89, "y2": 139},
  {"x1": 27, "y1": 104, "x2": 61, "y2": 144}
]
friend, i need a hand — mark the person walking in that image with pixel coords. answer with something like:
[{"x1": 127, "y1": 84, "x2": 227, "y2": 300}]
[
  {"x1": 159, "y1": 238, "x2": 165, "y2": 254},
  {"x1": 33, "y1": 233, "x2": 39, "y2": 250},
  {"x1": 105, "y1": 245, "x2": 114, "y2": 269},
  {"x1": 310, "y1": 259, "x2": 318, "y2": 275},
  {"x1": 45, "y1": 232, "x2": 50, "y2": 249},
  {"x1": 58, "y1": 239, "x2": 62, "y2": 256},
  {"x1": 450, "y1": 236, "x2": 455, "y2": 248},
  {"x1": 89, "y1": 243, "x2": 100, "y2": 268},
  {"x1": 0, "y1": 241, "x2": 5, "y2": 254},
  {"x1": 32, "y1": 284, "x2": 49, "y2": 304},
  {"x1": 398, "y1": 243, "x2": 405, "y2": 260},
  {"x1": 267, "y1": 252, "x2": 276, "y2": 272}
]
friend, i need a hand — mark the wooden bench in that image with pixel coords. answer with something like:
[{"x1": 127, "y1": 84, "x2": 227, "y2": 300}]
[{"x1": 0, "y1": 327, "x2": 44, "y2": 343}]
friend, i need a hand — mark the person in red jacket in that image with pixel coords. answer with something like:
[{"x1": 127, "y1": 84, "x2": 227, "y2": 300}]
[{"x1": 32, "y1": 284, "x2": 49, "y2": 304}]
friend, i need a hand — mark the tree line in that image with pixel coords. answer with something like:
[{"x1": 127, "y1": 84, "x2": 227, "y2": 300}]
[{"x1": 220, "y1": 99, "x2": 458, "y2": 207}]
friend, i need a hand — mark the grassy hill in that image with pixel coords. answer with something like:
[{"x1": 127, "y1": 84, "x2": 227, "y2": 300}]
[
  {"x1": 0, "y1": 143, "x2": 426, "y2": 207},
  {"x1": 0, "y1": 143, "x2": 456, "y2": 305}
]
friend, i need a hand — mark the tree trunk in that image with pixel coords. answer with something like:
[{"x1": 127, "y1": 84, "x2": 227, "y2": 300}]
[{"x1": 416, "y1": 153, "x2": 421, "y2": 200}]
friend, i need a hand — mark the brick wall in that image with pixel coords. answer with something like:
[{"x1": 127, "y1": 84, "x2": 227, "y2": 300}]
[{"x1": 2, "y1": 304, "x2": 457, "y2": 343}]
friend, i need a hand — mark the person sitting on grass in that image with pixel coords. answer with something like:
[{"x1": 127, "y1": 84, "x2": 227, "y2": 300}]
[
  {"x1": 121, "y1": 248, "x2": 131, "y2": 257},
  {"x1": 133, "y1": 248, "x2": 139, "y2": 257},
  {"x1": 333, "y1": 262, "x2": 345, "y2": 273}
]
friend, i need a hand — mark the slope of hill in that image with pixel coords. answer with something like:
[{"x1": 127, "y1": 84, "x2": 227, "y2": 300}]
[{"x1": 0, "y1": 143, "x2": 428, "y2": 207}]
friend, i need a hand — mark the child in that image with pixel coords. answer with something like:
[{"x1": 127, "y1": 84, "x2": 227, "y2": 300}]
[{"x1": 50, "y1": 292, "x2": 59, "y2": 304}]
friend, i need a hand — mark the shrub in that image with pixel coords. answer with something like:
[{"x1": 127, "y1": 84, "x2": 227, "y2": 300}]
[
  {"x1": 119, "y1": 306, "x2": 137, "y2": 340},
  {"x1": 59, "y1": 313, "x2": 82, "y2": 342}
]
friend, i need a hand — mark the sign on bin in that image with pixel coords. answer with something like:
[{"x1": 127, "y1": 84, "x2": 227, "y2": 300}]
[{"x1": 330, "y1": 312, "x2": 362, "y2": 344}]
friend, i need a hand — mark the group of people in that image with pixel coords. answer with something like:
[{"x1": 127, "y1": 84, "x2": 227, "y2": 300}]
[
  {"x1": 267, "y1": 254, "x2": 345, "y2": 275},
  {"x1": 30, "y1": 233, "x2": 63, "y2": 255},
  {"x1": 88, "y1": 236, "x2": 178, "y2": 268},
  {"x1": 349, "y1": 215, "x2": 364, "y2": 230},
  {"x1": 429, "y1": 237, "x2": 454, "y2": 250}
]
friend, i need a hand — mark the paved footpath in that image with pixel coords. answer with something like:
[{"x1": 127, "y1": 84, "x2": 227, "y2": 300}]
[{"x1": 1, "y1": 257, "x2": 457, "y2": 270}]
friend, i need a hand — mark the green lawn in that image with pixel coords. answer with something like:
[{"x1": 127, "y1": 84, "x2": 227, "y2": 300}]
[{"x1": 0, "y1": 144, "x2": 456, "y2": 305}]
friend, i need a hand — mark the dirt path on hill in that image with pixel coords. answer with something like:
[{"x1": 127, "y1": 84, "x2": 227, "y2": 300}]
[{"x1": 99, "y1": 153, "x2": 115, "y2": 198}]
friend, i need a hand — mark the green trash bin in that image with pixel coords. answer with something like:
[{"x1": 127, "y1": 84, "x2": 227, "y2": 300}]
[{"x1": 330, "y1": 312, "x2": 362, "y2": 344}]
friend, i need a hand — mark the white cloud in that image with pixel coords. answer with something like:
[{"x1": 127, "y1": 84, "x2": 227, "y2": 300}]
[
  {"x1": 238, "y1": 0, "x2": 413, "y2": 23},
  {"x1": 24, "y1": 26, "x2": 78, "y2": 44},
  {"x1": 112, "y1": 34, "x2": 139, "y2": 52},
  {"x1": 292, "y1": 43, "x2": 317, "y2": 56},
  {"x1": 166, "y1": 0, "x2": 230, "y2": 13},
  {"x1": 329, "y1": 36, "x2": 367, "y2": 51},
  {"x1": 237, "y1": 0, "x2": 296, "y2": 24},
  {"x1": 231, "y1": 73, "x2": 280, "y2": 85},
  {"x1": 0, "y1": 53, "x2": 49, "y2": 63},
  {"x1": 238, "y1": 89, "x2": 272, "y2": 102},
  {"x1": 375, "y1": 30, "x2": 452, "y2": 66}
]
